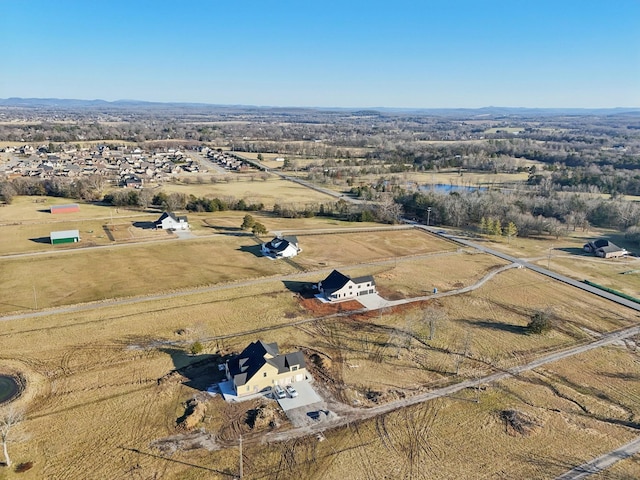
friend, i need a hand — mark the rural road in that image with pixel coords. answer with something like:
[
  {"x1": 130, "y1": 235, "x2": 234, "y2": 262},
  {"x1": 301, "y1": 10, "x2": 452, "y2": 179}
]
[{"x1": 555, "y1": 435, "x2": 640, "y2": 479}]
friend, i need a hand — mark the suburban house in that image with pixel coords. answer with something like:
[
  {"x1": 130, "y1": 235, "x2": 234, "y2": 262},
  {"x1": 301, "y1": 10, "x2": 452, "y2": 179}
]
[
  {"x1": 225, "y1": 340, "x2": 307, "y2": 397},
  {"x1": 261, "y1": 235, "x2": 301, "y2": 258},
  {"x1": 50, "y1": 229, "x2": 80, "y2": 244},
  {"x1": 154, "y1": 212, "x2": 189, "y2": 230},
  {"x1": 583, "y1": 239, "x2": 628, "y2": 258},
  {"x1": 317, "y1": 269, "x2": 376, "y2": 302}
]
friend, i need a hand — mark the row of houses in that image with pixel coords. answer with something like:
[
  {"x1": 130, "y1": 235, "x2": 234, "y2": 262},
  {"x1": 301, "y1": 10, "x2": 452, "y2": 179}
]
[{"x1": 1, "y1": 145, "x2": 203, "y2": 186}]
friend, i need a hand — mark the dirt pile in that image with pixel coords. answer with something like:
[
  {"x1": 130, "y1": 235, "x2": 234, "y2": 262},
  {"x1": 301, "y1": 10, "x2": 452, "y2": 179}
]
[
  {"x1": 499, "y1": 409, "x2": 541, "y2": 436},
  {"x1": 177, "y1": 398, "x2": 207, "y2": 431},
  {"x1": 245, "y1": 402, "x2": 282, "y2": 430}
]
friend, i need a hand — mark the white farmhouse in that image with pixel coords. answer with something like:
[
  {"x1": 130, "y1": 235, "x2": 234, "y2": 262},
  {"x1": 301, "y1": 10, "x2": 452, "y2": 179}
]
[
  {"x1": 154, "y1": 212, "x2": 190, "y2": 231},
  {"x1": 261, "y1": 236, "x2": 301, "y2": 258}
]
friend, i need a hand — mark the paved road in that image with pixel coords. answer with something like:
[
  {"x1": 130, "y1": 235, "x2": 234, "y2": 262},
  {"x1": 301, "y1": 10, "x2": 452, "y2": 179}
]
[
  {"x1": 555, "y1": 435, "x2": 640, "y2": 479},
  {"x1": 188, "y1": 151, "x2": 228, "y2": 175},
  {"x1": 423, "y1": 226, "x2": 640, "y2": 313}
]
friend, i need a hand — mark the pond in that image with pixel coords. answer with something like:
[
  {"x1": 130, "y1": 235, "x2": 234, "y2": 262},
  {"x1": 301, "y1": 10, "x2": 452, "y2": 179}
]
[
  {"x1": 0, "y1": 375, "x2": 19, "y2": 404},
  {"x1": 420, "y1": 184, "x2": 487, "y2": 194}
]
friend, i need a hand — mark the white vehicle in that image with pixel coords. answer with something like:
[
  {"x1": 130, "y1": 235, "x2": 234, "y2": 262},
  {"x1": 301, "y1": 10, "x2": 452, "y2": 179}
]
[
  {"x1": 273, "y1": 385, "x2": 286, "y2": 399},
  {"x1": 285, "y1": 385, "x2": 298, "y2": 397}
]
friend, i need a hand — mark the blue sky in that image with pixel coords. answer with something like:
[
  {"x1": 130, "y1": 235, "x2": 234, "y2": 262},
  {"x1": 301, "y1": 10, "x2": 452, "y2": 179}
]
[{"x1": 1, "y1": 0, "x2": 638, "y2": 108}]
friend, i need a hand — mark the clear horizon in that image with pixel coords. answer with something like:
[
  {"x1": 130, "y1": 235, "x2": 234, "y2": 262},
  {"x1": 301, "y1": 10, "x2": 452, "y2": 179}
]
[{"x1": 2, "y1": 0, "x2": 639, "y2": 109}]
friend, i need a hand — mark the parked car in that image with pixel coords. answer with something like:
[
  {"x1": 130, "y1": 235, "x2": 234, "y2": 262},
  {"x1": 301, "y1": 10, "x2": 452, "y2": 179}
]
[
  {"x1": 273, "y1": 384, "x2": 286, "y2": 399},
  {"x1": 285, "y1": 385, "x2": 298, "y2": 397}
]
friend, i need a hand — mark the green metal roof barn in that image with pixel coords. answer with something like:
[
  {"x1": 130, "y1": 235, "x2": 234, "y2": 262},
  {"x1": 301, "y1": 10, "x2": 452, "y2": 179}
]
[{"x1": 50, "y1": 230, "x2": 81, "y2": 244}]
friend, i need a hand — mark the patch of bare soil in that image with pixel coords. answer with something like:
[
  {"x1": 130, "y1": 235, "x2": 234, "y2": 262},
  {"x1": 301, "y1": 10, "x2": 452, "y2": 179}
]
[
  {"x1": 298, "y1": 297, "x2": 363, "y2": 315},
  {"x1": 499, "y1": 409, "x2": 541, "y2": 436},
  {"x1": 150, "y1": 431, "x2": 219, "y2": 455}
]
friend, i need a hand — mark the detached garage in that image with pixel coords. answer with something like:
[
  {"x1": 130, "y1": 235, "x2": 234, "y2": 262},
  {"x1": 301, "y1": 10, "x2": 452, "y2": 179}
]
[
  {"x1": 50, "y1": 230, "x2": 80, "y2": 244},
  {"x1": 50, "y1": 204, "x2": 80, "y2": 214}
]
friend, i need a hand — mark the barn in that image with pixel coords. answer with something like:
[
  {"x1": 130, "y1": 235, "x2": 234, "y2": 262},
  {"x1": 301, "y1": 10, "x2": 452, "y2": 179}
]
[
  {"x1": 50, "y1": 204, "x2": 80, "y2": 214},
  {"x1": 50, "y1": 230, "x2": 81, "y2": 244}
]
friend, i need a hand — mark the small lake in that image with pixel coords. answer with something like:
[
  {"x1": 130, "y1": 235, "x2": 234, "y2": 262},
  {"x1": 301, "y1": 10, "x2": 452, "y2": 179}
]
[
  {"x1": 420, "y1": 184, "x2": 487, "y2": 193},
  {"x1": 0, "y1": 375, "x2": 19, "y2": 404}
]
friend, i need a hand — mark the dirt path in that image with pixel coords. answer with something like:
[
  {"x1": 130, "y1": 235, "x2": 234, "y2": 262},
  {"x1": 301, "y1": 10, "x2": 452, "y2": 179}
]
[{"x1": 555, "y1": 435, "x2": 640, "y2": 479}]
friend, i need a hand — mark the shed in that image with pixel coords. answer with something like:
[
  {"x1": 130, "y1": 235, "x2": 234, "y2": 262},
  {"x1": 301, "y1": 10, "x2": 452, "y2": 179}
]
[
  {"x1": 50, "y1": 230, "x2": 81, "y2": 244},
  {"x1": 50, "y1": 204, "x2": 80, "y2": 214}
]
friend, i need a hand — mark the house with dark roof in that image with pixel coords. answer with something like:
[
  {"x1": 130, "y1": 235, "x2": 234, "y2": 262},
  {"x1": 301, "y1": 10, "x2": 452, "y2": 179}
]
[
  {"x1": 225, "y1": 340, "x2": 307, "y2": 397},
  {"x1": 261, "y1": 235, "x2": 301, "y2": 258},
  {"x1": 318, "y1": 269, "x2": 376, "y2": 302},
  {"x1": 154, "y1": 211, "x2": 189, "y2": 231},
  {"x1": 583, "y1": 239, "x2": 628, "y2": 258}
]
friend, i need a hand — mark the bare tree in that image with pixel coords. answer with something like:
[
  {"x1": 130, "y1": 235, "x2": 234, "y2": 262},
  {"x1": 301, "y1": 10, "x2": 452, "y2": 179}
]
[
  {"x1": 0, "y1": 407, "x2": 27, "y2": 468},
  {"x1": 423, "y1": 306, "x2": 447, "y2": 341}
]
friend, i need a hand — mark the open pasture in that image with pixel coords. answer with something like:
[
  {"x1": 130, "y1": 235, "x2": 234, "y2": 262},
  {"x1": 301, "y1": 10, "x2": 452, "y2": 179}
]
[
  {"x1": 0, "y1": 236, "x2": 297, "y2": 314},
  {"x1": 159, "y1": 177, "x2": 337, "y2": 206},
  {"x1": 1, "y1": 249, "x2": 638, "y2": 478}
]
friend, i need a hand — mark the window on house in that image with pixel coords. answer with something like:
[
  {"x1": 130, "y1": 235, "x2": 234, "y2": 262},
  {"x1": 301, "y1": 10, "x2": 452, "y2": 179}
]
[
  {"x1": 349, "y1": 285, "x2": 352, "y2": 289},
  {"x1": 263, "y1": 372, "x2": 267, "y2": 377},
  {"x1": 292, "y1": 366, "x2": 298, "y2": 371}
]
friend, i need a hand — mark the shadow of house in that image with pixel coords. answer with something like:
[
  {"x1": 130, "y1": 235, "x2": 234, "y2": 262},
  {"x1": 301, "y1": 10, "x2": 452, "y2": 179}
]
[
  {"x1": 132, "y1": 221, "x2": 157, "y2": 229},
  {"x1": 159, "y1": 348, "x2": 229, "y2": 392},
  {"x1": 238, "y1": 244, "x2": 263, "y2": 258},
  {"x1": 282, "y1": 280, "x2": 317, "y2": 298},
  {"x1": 556, "y1": 247, "x2": 589, "y2": 256}
]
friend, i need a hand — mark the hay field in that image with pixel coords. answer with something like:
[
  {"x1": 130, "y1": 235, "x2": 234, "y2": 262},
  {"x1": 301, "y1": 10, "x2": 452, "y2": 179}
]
[
  {"x1": 199, "y1": 211, "x2": 382, "y2": 233},
  {"x1": 292, "y1": 229, "x2": 458, "y2": 270},
  {"x1": 0, "y1": 236, "x2": 296, "y2": 314},
  {"x1": 0, "y1": 196, "x2": 123, "y2": 223},
  {"x1": 159, "y1": 177, "x2": 337, "y2": 205}
]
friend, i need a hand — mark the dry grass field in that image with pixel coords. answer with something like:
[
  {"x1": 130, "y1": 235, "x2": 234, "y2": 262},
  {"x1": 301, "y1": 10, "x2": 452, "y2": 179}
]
[
  {"x1": 481, "y1": 229, "x2": 640, "y2": 298},
  {"x1": 2, "y1": 261, "x2": 638, "y2": 479},
  {"x1": 2, "y1": 184, "x2": 639, "y2": 479},
  {"x1": 159, "y1": 177, "x2": 337, "y2": 206},
  {"x1": 0, "y1": 228, "x2": 457, "y2": 314},
  {"x1": 249, "y1": 345, "x2": 639, "y2": 480}
]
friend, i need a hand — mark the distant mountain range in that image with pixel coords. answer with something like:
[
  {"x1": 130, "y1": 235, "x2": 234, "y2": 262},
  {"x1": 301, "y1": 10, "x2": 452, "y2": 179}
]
[{"x1": 0, "y1": 97, "x2": 638, "y2": 116}]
